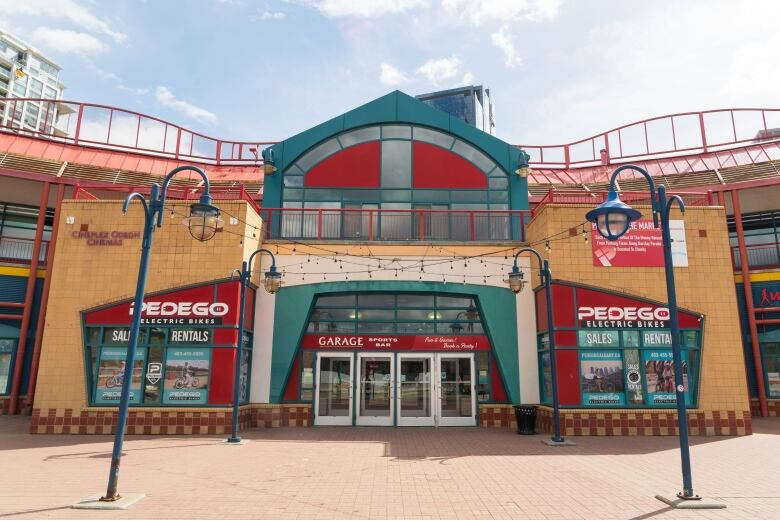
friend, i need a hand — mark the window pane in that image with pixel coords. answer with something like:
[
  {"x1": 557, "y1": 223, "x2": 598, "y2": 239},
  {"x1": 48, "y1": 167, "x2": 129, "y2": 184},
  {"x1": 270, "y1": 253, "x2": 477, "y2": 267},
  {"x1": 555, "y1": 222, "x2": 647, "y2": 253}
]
[
  {"x1": 437, "y1": 296, "x2": 476, "y2": 308},
  {"x1": 358, "y1": 322, "x2": 395, "y2": 333},
  {"x1": 382, "y1": 125, "x2": 411, "y2": 139},
  {"x1": 284, "y1": 175, "x2": 303, "y2": 187},
  {"x1": 397, "y1": 294, "x2": 434, "y2": 307},
  {"x1": 338, "y1": 126, "x2": 379, "y2": 148},
  {"x1": 316, "y1": 294, "x2": 356, "y2": 307},
  {"x1": 397, "y1": 309, "x2": 431, "y2": 321},
  {"x1": 358, "y1": 294, "x2": 395, "y2": 307},
  {"x1": 452, "y1": 140, "x2": 495, "y2": 173},
  {"x1": 381, "y1": 190, "x2": 411, "y2": 202},
  {"x1": 381, "y1": 140, "x2": 411, "y2": 188},
  {"x1": 451, "y1": 191, "x2": 487, "y2": 203},
  {"x1": 359, "y1": 309, "x2": 394, "y2": 320},
  {"x1": 397, "y1": 322, "x2": 434, "y2": 334},
  {"x1": 488, "y1": 177, "x2": 508, "y2": 190},
  {"x1": 413, "y1": 127, "x2": 455, "y2": 149},
  {"x1": 296, "y1": 138, "x2": 341, "y2": 171}
]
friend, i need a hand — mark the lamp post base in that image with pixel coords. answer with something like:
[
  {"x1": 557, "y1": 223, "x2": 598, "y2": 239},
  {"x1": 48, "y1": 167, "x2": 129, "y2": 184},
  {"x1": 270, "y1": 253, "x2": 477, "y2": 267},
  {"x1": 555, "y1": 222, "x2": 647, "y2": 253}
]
[
  {"x1": 223, "y1": 437, "x2": 246, "y2": 445},
  {"x1": 73, "y1": 493, "x2": 145, "y2": 510},
  {"x1": 543, "y1": 438, "x2": 577, "y2": 447},
  {"x1": 655, "y1": 493, "x2": 725, "y2": 509}
]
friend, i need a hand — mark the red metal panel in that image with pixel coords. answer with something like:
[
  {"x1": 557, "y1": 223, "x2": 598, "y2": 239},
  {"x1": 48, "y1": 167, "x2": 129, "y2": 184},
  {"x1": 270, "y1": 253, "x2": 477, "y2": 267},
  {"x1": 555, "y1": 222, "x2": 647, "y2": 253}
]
[
  {"x1": 552, "y1": 284, "x2": 576, "y2": 328},
  {"x1": 489, "y1": 354, "x2": 508, "y2": 402},
  {"x1": 304, "y1": 141, "x2": 380, "y2": 188},
  {"x1": 282, "y1": 355, "x2": 301, "y2": 401},
  {"x1": 535, "y1": 288, "x2": 548, "y2": 333},
  {"x1": 207, "y1": 347, "x2": 235, "y2": 405},
  {"x1": 555, "y1": 350, "x2": 581, "y2": 405},
  {"x1": 554, "y1": 331, "x2": 577, "y2": 347},
  {"x1": 412, "y1": 142, "x2": 487, "y2": 189}
]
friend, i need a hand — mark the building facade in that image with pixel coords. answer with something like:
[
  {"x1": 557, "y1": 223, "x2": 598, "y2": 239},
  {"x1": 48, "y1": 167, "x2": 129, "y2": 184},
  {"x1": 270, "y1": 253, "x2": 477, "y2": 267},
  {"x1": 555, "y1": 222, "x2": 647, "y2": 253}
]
[
  {"x1": 416, "y1": 85, "x2": 495, "y2": 136},
  {"x1": 0, "y1": 89, "x2": 777, "y2": 437}
]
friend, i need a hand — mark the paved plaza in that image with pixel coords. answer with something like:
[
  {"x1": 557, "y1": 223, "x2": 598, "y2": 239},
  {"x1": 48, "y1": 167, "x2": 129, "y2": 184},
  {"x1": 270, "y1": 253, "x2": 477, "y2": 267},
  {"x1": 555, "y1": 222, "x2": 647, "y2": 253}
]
[{"x1": 1, "y1": 417, "x2": 779, "y2": 520}]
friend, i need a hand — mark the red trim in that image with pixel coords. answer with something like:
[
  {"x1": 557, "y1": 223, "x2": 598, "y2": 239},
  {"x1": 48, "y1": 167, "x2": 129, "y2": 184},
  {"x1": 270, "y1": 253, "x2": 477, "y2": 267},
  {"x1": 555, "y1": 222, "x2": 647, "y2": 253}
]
[
  {"x1": 8, "y1": 182, "x2": 49, "y2": 414},
  {"x1": 555, "y1": 350, "x2": 581, "y2": 405},
  {"x1": 489, "y1": 355, "x2": 507, "y2": 402},
  {"x1": 304, "y1": 141, "x2": 380, "y2": 188},
  {"x1": 412, "y1": 142, "x2": 487, "y2": 189},
  {"x1": 300, "y1": 334, "x2": 491, "y2": 351},
  {"x1": 283, "y1": 355, "x2": 301, "y2": 401}
]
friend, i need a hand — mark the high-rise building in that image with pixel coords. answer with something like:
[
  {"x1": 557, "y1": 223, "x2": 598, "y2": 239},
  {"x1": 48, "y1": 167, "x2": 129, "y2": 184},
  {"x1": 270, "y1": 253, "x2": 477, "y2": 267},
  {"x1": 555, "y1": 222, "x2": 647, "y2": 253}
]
[
  {"x1": 0, "y1": 30, "x2": 66, "y2": 134},
  {"x1": 416, "y1": 85, "x2": 495, "y2": 135}
]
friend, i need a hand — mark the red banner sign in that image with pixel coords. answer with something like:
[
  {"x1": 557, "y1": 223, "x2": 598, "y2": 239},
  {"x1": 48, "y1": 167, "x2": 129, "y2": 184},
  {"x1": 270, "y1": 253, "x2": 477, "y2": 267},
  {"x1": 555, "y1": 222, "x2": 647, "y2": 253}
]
[
  {"x1": 591, "y1": 220, "x2": 688, "y2": 267},
  {"x1": 300, "y1": 334, "x2": 491, "y2": 351}
]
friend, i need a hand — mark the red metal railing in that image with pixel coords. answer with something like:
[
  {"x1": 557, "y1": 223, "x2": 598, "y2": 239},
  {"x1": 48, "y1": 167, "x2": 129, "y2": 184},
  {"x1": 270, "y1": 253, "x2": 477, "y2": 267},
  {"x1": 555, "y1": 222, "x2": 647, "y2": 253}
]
[
  {"x1": 0, "y1": 236, "x2": 49, "y2": 265},
  {"x1": 262, "y1": 207, "x2": 530, "y2": 242},
  {"x1": 2, "y1": 98, "x2": 778, "y2": 174},
  {"x1": 531, "y1": 189, "x2": 712, "y2": 217},
  {"x1": 731, "y1": 242, "x2": 780, "y2": 270},
  {"x1": 72, "y1": 183, "x2": 261, "y2": 214},
  {"x1": 0, "y1": 98, "x2": 275, "y2": 166},
  {"x1": 518, "y1": 108, "x2": 780, "y2": 169}
]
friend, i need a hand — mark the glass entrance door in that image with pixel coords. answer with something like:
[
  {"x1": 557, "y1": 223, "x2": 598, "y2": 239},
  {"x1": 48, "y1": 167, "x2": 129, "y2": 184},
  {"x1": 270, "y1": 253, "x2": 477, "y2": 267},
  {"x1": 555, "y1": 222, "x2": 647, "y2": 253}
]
[
  {"x1": 397, "y1": 354, "x2": 434, "y2": 426},
  {"x1": 356, "y1": 353, "x2": 394, "y2": 426},
  {"x1": 314, "y1": 354, "x2": 353, "y2": 425},
  {"x1": 436, "y1": 354, "x2": 476, "y2": 426}
]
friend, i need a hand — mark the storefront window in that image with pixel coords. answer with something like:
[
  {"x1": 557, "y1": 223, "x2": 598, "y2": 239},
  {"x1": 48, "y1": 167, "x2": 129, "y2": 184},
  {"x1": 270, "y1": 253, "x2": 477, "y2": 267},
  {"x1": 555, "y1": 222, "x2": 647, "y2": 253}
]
[
  {"x1": 0, "y1": 339, "x2": 16, "y2": 394},
  {"x1": 763, "y1": 343, "x2": 780, "y2": 398}
]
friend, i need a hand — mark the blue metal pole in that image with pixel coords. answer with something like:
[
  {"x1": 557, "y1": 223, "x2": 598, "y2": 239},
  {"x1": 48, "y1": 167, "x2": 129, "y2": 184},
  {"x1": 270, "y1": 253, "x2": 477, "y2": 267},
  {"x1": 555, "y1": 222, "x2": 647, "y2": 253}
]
[
  {"x1": 543, "y1": 259, "x2": 564, "y2": 443},
  {"x1": 228, "y1": 261, "x2": 248, "y2": 443},
  {"x1": 102, "y1": 189, "x2": 157, "y2": 501},
  {"x1": 658, "y1": 185, "x2": 695, "y2": 498}
]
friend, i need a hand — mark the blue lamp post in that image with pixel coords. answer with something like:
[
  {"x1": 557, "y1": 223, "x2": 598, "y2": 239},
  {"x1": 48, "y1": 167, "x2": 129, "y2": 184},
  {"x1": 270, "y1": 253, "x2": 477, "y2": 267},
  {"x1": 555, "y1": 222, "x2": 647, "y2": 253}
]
[
  {"x1": 507, "y1": 247, "x2": 570, "y2": 446},
  {"x1": 227, "y1": 248, "x2": 281, "y2": 444},
  {"x1": 585, "y1": 164, "x2": 698, "y2": 501},
  {"x1": 100, "y1": 165, "x2": 222, "y2": 502}
]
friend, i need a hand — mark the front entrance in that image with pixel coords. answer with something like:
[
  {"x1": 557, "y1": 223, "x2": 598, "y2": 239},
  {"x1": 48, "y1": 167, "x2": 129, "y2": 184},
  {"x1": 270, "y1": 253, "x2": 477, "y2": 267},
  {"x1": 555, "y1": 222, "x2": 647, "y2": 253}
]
[{"x1": 315, "y1": 352, "x2": 476, "y2": 427}]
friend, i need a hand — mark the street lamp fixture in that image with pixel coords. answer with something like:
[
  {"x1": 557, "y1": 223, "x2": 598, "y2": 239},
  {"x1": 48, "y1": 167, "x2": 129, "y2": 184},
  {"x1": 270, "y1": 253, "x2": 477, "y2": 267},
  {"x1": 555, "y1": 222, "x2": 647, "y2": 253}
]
[
  {"x1": 585, "y1": 164, "x2": 714, "y2": 506},
  {"x1": 101, "y1": 165, "x2": 220, "y2": 503},
  {"x1": 515, "y1": 149, "x2": 531, "y2": 178},
  {"x1": 506, "y1": 248, "x2": 571, "y2": 446},
  {"x1": 261, "y1": 147, "x2": 277, "y2": 175},
  {"x1": 227, "y1": 248, "x2": 282, "y2": 444}
]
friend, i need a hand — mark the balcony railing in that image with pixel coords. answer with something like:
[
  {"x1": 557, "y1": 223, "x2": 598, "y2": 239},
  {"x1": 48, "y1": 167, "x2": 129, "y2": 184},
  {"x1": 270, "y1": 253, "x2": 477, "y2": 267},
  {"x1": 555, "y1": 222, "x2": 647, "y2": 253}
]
[
  {"x1": 732, "y1": 242, "x2": 780, "y2": 270},
  {"x1": 0, "y1": 236, "x2": 48, "y2": 265},
  {"x1": 531, "y1": 189, "x2": 712, "y2": 217},
  {"x1": 262, "y1": 208, "x2": 530, "y2": 242}
]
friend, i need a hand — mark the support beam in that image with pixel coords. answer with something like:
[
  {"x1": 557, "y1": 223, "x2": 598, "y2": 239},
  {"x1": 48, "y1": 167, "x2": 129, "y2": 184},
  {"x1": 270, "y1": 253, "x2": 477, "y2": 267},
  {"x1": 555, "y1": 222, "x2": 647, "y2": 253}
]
[
  {"x1": 7, "y1": 181, "x2": 50, "y2": 415},
  {"x1": 731, "y1": 189, "x2": 768, "y2": 417}
]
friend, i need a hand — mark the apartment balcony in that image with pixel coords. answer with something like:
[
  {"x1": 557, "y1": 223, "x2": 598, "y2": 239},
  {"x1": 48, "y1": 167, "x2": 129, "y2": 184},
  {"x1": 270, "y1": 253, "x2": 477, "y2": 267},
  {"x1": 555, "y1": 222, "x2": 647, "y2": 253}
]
[{"x1": 262, "y1": 208, "x2": 530, "y2": 242}]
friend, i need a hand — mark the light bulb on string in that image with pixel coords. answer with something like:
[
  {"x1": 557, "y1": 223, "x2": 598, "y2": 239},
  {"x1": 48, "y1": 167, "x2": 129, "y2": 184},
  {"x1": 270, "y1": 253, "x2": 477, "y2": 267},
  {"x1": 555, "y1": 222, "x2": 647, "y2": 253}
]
[
  {"x1": 545, "y1": 241, "x2": 551, "y2": 253},
  {"x1": 394, "y1": 269, "x2": 398, "y2": 278},
  {"x1": 307, "y1": 255, "x2": 311, "y2": 263}
]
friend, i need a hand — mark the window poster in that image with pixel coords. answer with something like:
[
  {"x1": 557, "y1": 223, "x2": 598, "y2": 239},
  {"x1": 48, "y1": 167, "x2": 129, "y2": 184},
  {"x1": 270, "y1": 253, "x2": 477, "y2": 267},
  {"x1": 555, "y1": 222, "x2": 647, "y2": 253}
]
[
  {"x1": 0, "y1": 339, "x2": 15, "y2": 394},
  {"x1": 623, "y1": 349, "x2": 644, "y2": 405},
  {"x1": 767, "y1": 369, "x2": 780, "y2": 398},
  {"x1": 643, "y1": 350, "x2": 691, "y2": 406},
  {"x1": 240, "y1": 349, "x2": 250, "y2": 402},
  {"x1": 540, "y1": 353, "x2": 552, "y2": 404},
  {"x1": 163, "y1": 348, "x2": 211, "y2": 404},
  {"x1": 94, "y1": 347, "x2": 146, "y2": 404},
  {"x1": 580, "y1": 351, "x2": 625, "y2": 406}
]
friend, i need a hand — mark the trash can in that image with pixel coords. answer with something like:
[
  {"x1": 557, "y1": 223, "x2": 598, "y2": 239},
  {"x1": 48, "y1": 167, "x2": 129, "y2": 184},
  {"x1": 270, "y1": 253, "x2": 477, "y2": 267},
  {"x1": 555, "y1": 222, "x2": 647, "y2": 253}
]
[{"x1": 513, "y1": 405, "x2": 537, "y2": 435}]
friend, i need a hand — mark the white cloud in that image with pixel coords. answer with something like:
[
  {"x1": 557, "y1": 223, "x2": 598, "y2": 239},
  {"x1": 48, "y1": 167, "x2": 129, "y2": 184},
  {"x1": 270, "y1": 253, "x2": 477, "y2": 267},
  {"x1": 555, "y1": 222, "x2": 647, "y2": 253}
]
[
  {"x1": 441, "y1": 0, "x2": 559, "y2": 26},
  {"x1": 31, "y1": 27, "x2": 108, "y2": 55},
  {"x1": 6, "y1": 0, "x2": 126, "y2": 42},
  {"x1": 291, "y1": 0, "x2": 427, "y2": 18},
  {"x1": 379, "y1": 63, "x2": 409, "y2": 85},
  {"x1": 251, "y1": 9, "x2": 286, "y2": 21},
  {"x1": 460, "y1": 71, "x2": 475, "y2": 85},
  {"x1": 155, "y1": 87, "x2": 217, "y2": 124},
  {"x1": 491, "y1": 25, "x2": 521, "y2": 68},
  {"x1": 416, "y1": 55, "x2": 461, "y2": 85}
]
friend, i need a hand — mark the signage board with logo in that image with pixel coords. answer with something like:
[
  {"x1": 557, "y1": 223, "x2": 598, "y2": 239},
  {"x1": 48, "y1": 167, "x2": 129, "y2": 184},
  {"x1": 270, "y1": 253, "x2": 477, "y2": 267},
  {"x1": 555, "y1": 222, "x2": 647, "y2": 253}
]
[
  {"x1": 579, "y1": 351, "x2": 625, "y2": 406},
  {"x1": 300, "y1": 334, "x2": 491, "y2": 351},
  {"x1": 591, "y1": 219, "x2": 688, "y2": 267},
  {"x1": 642, "y1": 350, "x2": 691, "y2": 406},
  {"x1": 162, "y1": 348, "x2": 211, "y2": 404}
]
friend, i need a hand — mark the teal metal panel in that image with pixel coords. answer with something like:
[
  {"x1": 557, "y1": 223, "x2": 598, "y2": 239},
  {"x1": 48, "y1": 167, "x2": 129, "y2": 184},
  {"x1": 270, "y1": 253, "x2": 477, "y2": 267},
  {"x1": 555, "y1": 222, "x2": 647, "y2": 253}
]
[
  {"x1": 343, "y1": 92, "x2": 399, "y2": 128},
  {"x1": 269, "y1": 281, "x2": 520, "y2": 404},
  {"x1": 395, "y1": 92, "x2": 451, "y2": 129},
  {"x1": 279, "y1": 115, "x2": 345, "y2": 170}
]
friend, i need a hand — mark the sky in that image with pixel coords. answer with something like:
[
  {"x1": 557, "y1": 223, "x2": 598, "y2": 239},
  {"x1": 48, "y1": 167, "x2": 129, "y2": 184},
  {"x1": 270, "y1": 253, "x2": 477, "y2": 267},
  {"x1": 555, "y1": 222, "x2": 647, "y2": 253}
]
[{"x1": 4, "y1": 0, "x2": 779, "y2": 146}]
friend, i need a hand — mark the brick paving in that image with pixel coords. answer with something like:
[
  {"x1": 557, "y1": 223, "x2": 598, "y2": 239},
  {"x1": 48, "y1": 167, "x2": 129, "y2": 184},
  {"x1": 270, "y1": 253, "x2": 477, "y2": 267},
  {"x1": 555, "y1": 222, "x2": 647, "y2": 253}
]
[{"x1": 1, "y1": 417, "x2": 780, "y2": 519}]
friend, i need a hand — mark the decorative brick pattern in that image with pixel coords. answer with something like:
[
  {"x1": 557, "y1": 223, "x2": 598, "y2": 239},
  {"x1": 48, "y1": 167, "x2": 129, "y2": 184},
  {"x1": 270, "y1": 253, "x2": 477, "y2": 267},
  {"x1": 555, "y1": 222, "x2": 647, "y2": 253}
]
[
  {"x1": 479, "y1": 404, "x2": 517, "y2": 428},
  {"x1": 534, "y1": 406, "x2": 752, "y2": 436},
  {"x1": 29, "y1": 404, "x2": 311, "y2": 434},
  {"x1": 749, "y1": 398, "x2": 780, "y2": 416}
]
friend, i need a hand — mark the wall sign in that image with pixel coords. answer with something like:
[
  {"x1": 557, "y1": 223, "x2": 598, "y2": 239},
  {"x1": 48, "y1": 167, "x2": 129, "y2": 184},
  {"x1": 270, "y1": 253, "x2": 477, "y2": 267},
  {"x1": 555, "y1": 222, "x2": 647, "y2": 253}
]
[
  {"x1": 301, "y1": 334, "x2": 490, "y2": 351},
  {"x1": 577, "y1": 306, "x2": 670, "y2": 328},
  {"x1": 591, "y1": 219, "x2": 688, "y2": 267},
  {"x1": 71, "y1": 230, "x2": 140, "y2": 246}
]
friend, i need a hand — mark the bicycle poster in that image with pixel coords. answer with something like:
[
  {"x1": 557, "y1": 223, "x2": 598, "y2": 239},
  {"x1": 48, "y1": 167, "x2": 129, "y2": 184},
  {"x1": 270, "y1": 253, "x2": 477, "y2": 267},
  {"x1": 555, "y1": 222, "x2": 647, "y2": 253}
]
[
  {"x1": 643, "y1": 350, "x2": 691, "y2": 406},
  {"x1": 94, "y1": 347, "x2": 146, "y2": 404},
  {"x1": 162, "y1": 347, "x2": 210, "y2": 404},
  {"x1": 579, "y1": 350, "x2": 625, "y2": 406}
]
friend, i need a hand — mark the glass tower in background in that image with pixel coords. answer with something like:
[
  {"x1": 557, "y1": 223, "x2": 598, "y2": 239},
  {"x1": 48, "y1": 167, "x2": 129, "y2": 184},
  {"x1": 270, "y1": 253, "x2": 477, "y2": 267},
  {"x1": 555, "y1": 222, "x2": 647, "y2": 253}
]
[
  {"x1": 0, "y1": 30, "x2": 66, "y2": 135},
  {"x1": 416, "y1": 85, "x2": 495, "y2": 136}
]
